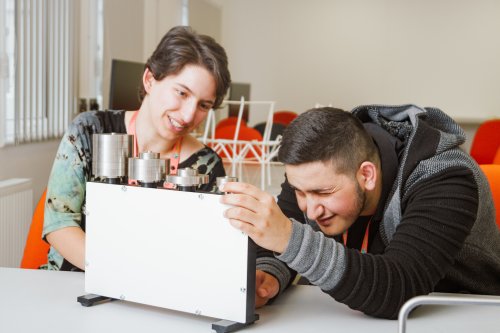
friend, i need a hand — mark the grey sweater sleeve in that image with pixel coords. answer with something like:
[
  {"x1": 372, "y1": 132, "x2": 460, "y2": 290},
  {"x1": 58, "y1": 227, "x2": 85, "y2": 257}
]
[{"x1": 276, "y1": 219, "x2": 346, "y2": 291}]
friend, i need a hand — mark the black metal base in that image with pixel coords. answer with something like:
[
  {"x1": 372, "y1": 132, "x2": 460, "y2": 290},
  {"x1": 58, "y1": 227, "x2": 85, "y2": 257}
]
[
  {"x1": 77, "y1": 293, "x2": 116, "y2": 307},
  {"x1": 211, "y1": 314, "x2": 259, "y2": 333},
  {"x1": 78, "y1": 293, "x2": 258, "y2": 332}
]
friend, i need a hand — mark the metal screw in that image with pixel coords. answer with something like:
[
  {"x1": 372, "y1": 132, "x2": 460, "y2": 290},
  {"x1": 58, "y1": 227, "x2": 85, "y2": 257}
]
[
  {"x1": 195, "y1": 309, "x2": 201, "y2": 315},
  {"x1": 198, "y1": 193, "x2": 204, "y2": 200},
  {"x1": 240, "y1": 287, "x2": 246, "y2": 293},
  {"x1": 120, "y1": 294, "x2": 126, "y2": 300},
  {"x1": 121, "y1": 185, "x2": 127, "y2": 192}
]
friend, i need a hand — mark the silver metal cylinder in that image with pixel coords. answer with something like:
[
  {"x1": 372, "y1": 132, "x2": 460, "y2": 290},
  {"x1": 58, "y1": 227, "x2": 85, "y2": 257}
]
[
  {"x1": 165, "y1": 167, "x2": 209, "y2": 188},
  {"x1": 216, "y1": 176, "x2": 238, "y2": 193},
  {"x1": 128, "y1": 151, "x2": 168, "y2": 185},
  {"x1": 92, "y1": 133, "x2": 133, "y2": 179}
]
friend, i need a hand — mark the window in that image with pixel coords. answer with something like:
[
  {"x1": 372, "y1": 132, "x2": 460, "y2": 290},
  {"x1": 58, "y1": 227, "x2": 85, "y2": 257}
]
[
  {"x1": 0, "y1": 0, "x2": 101, "y2": 147},
  {"x1": 0, "y1": 0, "x2": 14, "y2": 147}
]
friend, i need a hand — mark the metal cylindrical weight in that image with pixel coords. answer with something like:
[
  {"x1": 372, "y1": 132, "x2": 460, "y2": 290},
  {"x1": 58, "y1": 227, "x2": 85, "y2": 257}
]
[
  {"x1": 92, "y1": 133, "x2": 133, "y2": 180},
  {"x1": 165, "y1": 167, "x2": 209, "y2": 191},
  {"x1": 128, "y1": 151, "x2": 169, "y2": 186}
]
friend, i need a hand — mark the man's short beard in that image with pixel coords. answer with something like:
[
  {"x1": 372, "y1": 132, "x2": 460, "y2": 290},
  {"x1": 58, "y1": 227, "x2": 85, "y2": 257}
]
[{"x1": 354, "y1": 180, "x2": 367, "y2": 218}]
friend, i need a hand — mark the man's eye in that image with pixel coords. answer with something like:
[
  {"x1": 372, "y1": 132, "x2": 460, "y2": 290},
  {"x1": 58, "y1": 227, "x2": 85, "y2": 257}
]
[
  {"x1": 318, "y1": 189, "x2": 337, "y2": 196},
  {"x1": 294, "y1": 189, "x2": 304, "y2": 196},
  {"x1": 176, "y1": 89, "x2": 187, "y2": 97}
]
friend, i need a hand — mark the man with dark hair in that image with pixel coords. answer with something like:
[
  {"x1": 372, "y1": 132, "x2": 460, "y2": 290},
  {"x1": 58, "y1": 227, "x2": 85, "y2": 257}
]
[{"x1": 222, "y1": 105, "x2": 500, "y2": 319}]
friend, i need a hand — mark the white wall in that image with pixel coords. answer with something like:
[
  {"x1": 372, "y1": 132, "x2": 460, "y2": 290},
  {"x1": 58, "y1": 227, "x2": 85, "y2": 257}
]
[
  {"x1": 220, "y1": 0, "x2": 500, "y2": 131},
  {"x1": 189, "y1": 0, "x2": 222, "y2": 42},
  {"x1": 0, "y1": 140, "x2": 60, "y2": 208},
  {"x1": 102, "y1": 0, "x2": 146, "y2": 109},
  {"x1": 143, "y1": 0, "x2": 184, "y2": 61}
]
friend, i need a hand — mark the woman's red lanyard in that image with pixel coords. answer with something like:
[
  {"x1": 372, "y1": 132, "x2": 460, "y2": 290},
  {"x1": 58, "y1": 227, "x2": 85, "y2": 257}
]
[
  {"x1": 128, "y1": 111, "x2": 182, "y2": 177},
  {"x1": 342, "y1": 218, "x2": 372, "y2": 254}
]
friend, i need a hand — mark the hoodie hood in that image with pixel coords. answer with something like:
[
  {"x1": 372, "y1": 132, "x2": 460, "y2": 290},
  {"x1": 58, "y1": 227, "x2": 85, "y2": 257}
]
[{"x1": 351, "y1": 104, "x2": 466, "y2": 152}]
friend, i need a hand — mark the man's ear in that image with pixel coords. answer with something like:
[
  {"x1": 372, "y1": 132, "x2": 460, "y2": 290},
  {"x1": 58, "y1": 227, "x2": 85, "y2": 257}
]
[
  {"x1": 142, "y1": 67, "x2": 154, "y2": 94},
  {"x1": 357, "y1": 161, "x2": 377, "y2": 191}
]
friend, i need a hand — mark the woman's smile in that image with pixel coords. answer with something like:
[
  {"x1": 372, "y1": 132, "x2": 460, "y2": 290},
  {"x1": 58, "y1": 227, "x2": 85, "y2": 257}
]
[{"x1": 167, "y1": 115, "x2": 187, "y2": 132}]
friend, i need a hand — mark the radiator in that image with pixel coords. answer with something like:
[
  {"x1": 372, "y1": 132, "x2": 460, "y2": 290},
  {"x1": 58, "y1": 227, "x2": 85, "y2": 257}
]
[{"x1": 0, "y1": 178, "x2": 33, "y2": 268}]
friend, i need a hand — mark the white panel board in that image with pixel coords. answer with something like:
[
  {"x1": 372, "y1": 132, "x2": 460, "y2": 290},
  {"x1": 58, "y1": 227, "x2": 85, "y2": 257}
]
[{"x1": 85, "y1": 182, "x2": 255, "y2": 323}]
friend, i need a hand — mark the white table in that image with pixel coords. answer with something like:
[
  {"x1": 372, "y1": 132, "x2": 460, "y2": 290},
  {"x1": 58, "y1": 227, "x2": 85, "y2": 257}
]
[{"x1": 0, "y1": 267, "x2": 498, "y2": 333}]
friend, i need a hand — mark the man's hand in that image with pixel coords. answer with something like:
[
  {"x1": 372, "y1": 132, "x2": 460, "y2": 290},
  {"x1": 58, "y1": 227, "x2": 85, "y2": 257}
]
[
  {"x1": 255, "y1": 270, "x2": 280, "y2": 308},
  {"x1": 220, "y1": 182, "x2": 292, "y2": 253}
]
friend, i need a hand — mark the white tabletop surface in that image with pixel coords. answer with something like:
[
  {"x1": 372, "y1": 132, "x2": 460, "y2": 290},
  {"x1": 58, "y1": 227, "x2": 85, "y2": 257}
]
[{"x1": 0, "y1": 267, "x2": 499, "y2": 333}]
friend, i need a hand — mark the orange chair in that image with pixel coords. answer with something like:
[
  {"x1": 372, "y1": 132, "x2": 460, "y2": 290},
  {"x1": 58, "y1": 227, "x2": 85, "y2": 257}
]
[
  {"x1": 20, "y1": 189, "x2": 50, "y2": 269},
  {"x1": 215, "y1": 117, "x2": 247, "y2": 132},
  {"x1": 470, "y1": 119, "x2": 500, "y2": 164},
  {"x1": 480, "y1": 164, "x2": 500, "y2": 229},
  {"x1": 215, "y1": 124, "x2": 263, "y2": 158},
  {"x1": 493, "y1": 147, "x2": 500, "y2": 165},
  {"x1": 273, "y1": 111, "x2": 298, "y2": 126}
]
